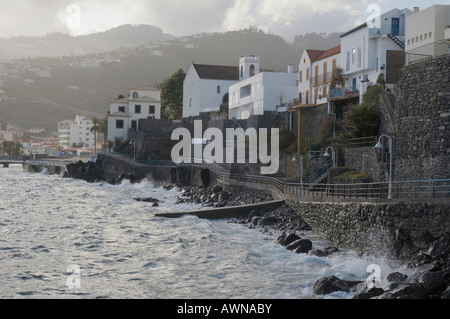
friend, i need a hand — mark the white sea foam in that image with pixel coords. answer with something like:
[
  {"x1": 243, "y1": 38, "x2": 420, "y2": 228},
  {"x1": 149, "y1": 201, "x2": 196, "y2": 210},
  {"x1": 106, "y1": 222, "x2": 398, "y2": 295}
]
[{"x1": 0, "y1": 166, "x2": 416, "y2": 299}]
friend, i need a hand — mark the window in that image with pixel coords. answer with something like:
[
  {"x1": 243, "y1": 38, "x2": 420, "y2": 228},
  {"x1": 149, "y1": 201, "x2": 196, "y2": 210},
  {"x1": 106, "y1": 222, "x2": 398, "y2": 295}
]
[
  {"x1": 346, "y1": 51, "x2": 350, "y2": 71},
  {"x1": 407, "y1": 39, "x2": 410, "y2": 45},
  {"x1": 429, "y1": 32, "x2": 432, "y2": 38},
  {"x1": 332, "y1": 59, "x2": 337, "y2": 72},
  {"x1": 135, "y1": 105, "x2": 141, "y2": 114},
  {"x1": 299, "y1": 70, "x2": 302, "y2": 83},
  {"x1": 352, "y1": 48, "x2": 356, "y2": 64},
  {"x1": 357, "y1": 47, "x2": 362, "y2": 68},
  {"x1": 149, "y1": 105, "x2": 155, "y2": 114},
  {"x1": 116, "y1": 120, "x2": 124, "y2": 129},
  {"x1": 132, "y1": 92, "x2": 139, "y2": 99},
  {"x1": 217, "y1": 86, "x2": 221, "y2": 94},
  {"x1": 240, "y1": 66, "x2": 244, "y2": 78},
  {"x1": 323, "y1": 62, "x2": 327, "y2": 82},
  {"x1": 420, "y1": 35, "x2": 423, "y2": 41},
  {"x1": 189, "y1": 98, "x2": 192, "y2": 107},
  {"x1": 119, "y1": 106, "x2": 125, "y2": 113},
  {"x1": 323, "y1": 85, "x2": 327, "y2": 98},
  {"x1": 249, "y1": 64, "x2": 255, "y2": 77},
  {"x1": 424, "y1": 33, "x2": 427, "y2": 40},
  {"x1": 306, "y1": 68, "x2": 310, "y2": 81}
]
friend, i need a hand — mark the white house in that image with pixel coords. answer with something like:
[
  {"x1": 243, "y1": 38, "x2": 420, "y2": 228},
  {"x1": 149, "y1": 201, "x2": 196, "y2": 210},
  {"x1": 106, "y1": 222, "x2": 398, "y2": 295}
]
[
  {"x1": 182, "y1": 63, "x2": 239, "y2": 118},
  {"x1": 405, "y1": 5, "x2": 450, "y2": 60},
  {"x1": 228, "y1": 56, "x2": 298, "y2": 120},
  {"x1": 58, "y1": 115, "x2": 95, "y2": 149},
  {"x1": 340, "y1": 8, "x2": 412, "y2": 102},
  {"x1": 107, "y1": 85, "x2": 161, "y2": 143},
  {"x1": 298, "y1": 45, "x2": 341, "y2": 107}
]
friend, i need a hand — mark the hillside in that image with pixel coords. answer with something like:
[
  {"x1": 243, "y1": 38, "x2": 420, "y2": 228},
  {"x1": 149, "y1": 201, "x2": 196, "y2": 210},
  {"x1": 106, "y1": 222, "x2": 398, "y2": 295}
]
[{"x1": 0, "y1": 26, "x2": 341, "y2": 131}]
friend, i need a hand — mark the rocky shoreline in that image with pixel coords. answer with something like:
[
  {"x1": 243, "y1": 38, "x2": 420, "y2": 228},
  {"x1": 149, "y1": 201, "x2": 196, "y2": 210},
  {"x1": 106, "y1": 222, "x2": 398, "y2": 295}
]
[
  {"x1": 169, "y1": 185, "x2": 450, "y2": 299},
  {"x1": 65, "y1": 162, "x2": 450, "y2": 299}
]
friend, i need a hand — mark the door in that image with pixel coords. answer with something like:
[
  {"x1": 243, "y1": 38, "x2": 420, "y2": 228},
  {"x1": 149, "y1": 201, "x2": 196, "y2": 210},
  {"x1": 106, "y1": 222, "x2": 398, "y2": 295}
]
[
  {"x1": 352, "y1": 78, "x2": 357, "y2": 92},
  {"x1": 391, "y1": 18, "x2": 400, "y2": 36}
]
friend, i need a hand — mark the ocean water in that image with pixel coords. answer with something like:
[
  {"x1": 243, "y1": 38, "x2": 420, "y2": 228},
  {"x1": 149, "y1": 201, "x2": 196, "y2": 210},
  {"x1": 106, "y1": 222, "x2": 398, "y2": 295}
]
[{"x1": 0, "y1": 165, "x2": 414, "y2": 299}]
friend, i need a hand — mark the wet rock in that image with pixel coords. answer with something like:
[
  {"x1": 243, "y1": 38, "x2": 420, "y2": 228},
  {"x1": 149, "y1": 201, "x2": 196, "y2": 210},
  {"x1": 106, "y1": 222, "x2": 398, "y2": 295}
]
[
  {"x1": 313, "y1": 276, "x2": 362, "y2": 295},
  {"x1": 280, "y1": 233, "x2": 301, "y2": 247},
  {"x1": 257, "y1": 216, "x2": 276, "y2": 226},
  {"x1": 134, "y1": 197, "x2": 161, "y2": 203},
  {"x1": 294, "y1": 239, "x2": 313, "y2": 254},
  {"x1": 387, "y1": 272, "x2": 408, "y2": 284},
  {"x1": 352, "y1": 284, "x2": 385, "y2": 299},
  {"x1": 418, "y1": 270, "x2": 448, "y2": 295}
]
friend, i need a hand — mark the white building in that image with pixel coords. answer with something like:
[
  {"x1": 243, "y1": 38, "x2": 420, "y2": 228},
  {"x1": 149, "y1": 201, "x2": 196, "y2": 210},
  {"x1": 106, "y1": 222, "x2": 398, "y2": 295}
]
[
  {"x1": 58, "y1": 115, "x2": 95, "y2": 149},
  {"x1": 340, "y1": 8, "x2": 412, "y2": 101},
  {"x1": 298, "y1": 45, "x2": 341, "y2": 107},
  {"x1": 405, "y1": 5, "x2": 450, "y2": 60},
  {"x1": 107, "y1": 86, "x2": 161, "y2": 143},
  {"x1": 182, "y1": 63, "x2": 239, "y2": 118},
  {"x1": 228, "y1": 56, "x2": 298, "y2": 120}
]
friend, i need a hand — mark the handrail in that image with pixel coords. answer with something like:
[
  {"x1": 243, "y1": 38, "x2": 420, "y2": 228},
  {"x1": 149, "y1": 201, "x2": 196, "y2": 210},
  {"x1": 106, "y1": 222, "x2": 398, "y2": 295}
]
[
  {"x1": 303, "y1": 159, "x2": 333, "y2": 184},
  {"x1": 381, "y1": 86, "x2": 395, "y2": 124},
  {"x1": 104, "y1": 152, "x2": 450, "y2": 200}
]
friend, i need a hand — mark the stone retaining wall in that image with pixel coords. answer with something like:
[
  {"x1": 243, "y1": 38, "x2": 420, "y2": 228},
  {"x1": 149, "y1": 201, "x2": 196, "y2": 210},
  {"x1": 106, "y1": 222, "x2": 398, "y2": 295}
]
[{"x1": 286, "y1": 199, "x2": 450, "y2": 260}]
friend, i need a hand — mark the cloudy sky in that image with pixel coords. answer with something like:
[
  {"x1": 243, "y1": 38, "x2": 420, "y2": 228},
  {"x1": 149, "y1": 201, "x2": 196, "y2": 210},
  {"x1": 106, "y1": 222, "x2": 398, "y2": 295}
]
[{"x1": 0, "y1": 0, "x2": 443, "y2": 41}]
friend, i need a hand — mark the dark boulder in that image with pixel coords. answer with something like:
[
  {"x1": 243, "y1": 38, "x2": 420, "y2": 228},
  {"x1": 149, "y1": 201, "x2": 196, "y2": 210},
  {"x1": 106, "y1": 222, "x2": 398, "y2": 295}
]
[
  {"x1": 387, "y1": 272, "x2": 408, "y2": 284},
  {"x1": 294, "y1": 239, "x2": 313, "y2": 254},
  {"x1": 313, "y1": 276, "x2": 362, "y2": 295},
  {"x1": 258, "y1": 216, "x2": 276, "y2": 226}
]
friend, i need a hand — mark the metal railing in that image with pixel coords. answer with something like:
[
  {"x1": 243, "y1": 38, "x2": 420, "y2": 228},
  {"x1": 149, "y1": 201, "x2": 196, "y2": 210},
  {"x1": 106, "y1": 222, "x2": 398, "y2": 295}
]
[
  {"x1": 344, "y1": 136, "x2": 378, "y2": 149},
  {"x1": 104, "y1": 152, "x2": 450, "y2": 200},
  {"x1": 303, "y1": 159, "x2": 333, "y2": 184}
]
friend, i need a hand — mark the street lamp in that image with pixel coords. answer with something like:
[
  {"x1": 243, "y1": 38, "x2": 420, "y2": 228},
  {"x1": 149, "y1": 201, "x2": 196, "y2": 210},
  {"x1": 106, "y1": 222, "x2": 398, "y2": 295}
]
[
  {"x1": 323, "y1": 146, "x2": 336, "y2": 167},
  {"x1": 129, "y1": 139, "x2": 136, "y2": 161},
  {"x1": 292, "y1": 153, "x2": 303, "y2": 186},
  {"x1": 375, "y1": 134, "x2": 393, "y2": 200}
]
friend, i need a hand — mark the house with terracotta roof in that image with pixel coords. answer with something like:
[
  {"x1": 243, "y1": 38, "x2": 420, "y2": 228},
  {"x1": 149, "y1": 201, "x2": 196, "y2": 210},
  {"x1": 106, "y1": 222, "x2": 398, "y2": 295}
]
[
  {"x1": 182, "y1": 62, "x2": 239, "y2": 118},
  {"x1": 107, "y1": 85, "x2": 161, "y2": 142},
  {"x1": 298, "y1": 45, "x2": 341, "y2": 108}
]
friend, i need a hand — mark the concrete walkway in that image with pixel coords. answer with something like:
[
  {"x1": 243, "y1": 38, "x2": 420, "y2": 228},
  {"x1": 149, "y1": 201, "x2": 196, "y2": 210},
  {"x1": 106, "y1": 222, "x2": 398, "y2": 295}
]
[{"x1": 155, "y1": 200, "x2": 285, "y2": 220}]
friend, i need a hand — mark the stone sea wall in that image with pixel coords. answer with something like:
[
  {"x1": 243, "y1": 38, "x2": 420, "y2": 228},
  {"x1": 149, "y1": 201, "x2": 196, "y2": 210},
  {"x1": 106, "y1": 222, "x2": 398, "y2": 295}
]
[
  {"x1": 391, "y1": 55, "x2": 450, "y2": 181},
  {"x1": 286, "y1": 199, "x2": 450, "y2": 261}
]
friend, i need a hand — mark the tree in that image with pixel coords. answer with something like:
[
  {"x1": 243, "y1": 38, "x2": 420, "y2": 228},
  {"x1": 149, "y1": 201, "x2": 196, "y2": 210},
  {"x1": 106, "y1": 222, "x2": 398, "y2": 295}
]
[
  {"x1": 155, "y1": 68, "x2": 186, "y2": 120},
  {"x1": 344, "y1": 85, "x2": 382, "y2": 139},
  {"x1": 90, "y1": 117, "x2": 100, "y2": 155}
]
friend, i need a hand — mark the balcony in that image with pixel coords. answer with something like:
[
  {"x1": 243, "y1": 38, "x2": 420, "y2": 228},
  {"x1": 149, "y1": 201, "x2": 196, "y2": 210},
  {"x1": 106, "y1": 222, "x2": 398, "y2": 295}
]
[
  {"x1": 328, "y1": 87, "x2": 359, "y2": 100},
  {"x1": 310, "y1": 71, "x2": 333, "y2": 86}
]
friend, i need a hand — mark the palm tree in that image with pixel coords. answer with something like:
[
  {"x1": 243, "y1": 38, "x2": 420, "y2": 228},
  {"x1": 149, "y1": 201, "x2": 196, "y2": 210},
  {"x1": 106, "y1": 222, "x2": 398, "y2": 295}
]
[
  {"x1": 90, "y1": 117, "x2": 100, "y2": 156},
  {"x1": 113, "y1": 137, "x2": 123, "y2": 152},
  {"x1": 107, "y1": 140, "x2": 114, "y2": 153}
]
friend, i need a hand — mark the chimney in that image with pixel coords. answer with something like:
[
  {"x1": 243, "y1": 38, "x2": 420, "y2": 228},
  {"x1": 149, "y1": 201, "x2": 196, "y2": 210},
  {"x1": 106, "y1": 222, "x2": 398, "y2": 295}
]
[
  {"x1": 287, "y1": 64, "x2": 293, "y2": 73},
  {"x1": 413, "y1": 7, "x2": 420, "y2": 13}
]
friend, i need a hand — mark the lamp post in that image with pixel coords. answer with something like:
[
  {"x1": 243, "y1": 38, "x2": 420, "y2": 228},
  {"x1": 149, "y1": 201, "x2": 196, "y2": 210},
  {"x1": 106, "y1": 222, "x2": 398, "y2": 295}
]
[
  {"x1": 375, "y1": 134, "x2": 393, "y2": 200},
  {"x1": 323, "y1": 146, "x2": 336, "y2": 167},
  {"x1": 292, "y1": 153, "x2": 303, "y2": 186},
  {"x1": 129, "y1": 139, "x2": 136, "y2": 161}
]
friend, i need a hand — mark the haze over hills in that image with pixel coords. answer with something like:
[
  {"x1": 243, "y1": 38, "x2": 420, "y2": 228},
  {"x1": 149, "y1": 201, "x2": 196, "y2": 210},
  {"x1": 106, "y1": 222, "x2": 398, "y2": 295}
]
[
  {"x1": 0, "y1": 24, "x2": 342, "y2": 131},
  {"x1": 0, "y1": 24, "x2": 172, "y2": 60}
]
